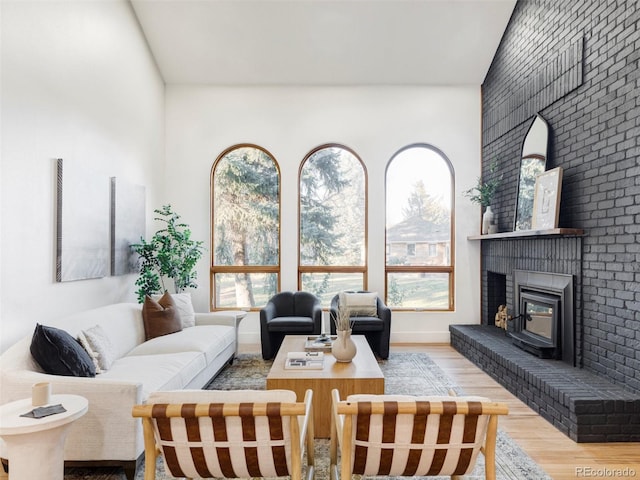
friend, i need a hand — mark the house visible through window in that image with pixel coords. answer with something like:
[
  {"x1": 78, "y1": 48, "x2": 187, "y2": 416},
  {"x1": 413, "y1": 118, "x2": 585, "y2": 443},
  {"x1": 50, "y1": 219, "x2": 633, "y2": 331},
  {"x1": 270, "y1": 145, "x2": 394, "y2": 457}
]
[{"x1": 385, "y1": 144, "x2": 454, "y2": 310}]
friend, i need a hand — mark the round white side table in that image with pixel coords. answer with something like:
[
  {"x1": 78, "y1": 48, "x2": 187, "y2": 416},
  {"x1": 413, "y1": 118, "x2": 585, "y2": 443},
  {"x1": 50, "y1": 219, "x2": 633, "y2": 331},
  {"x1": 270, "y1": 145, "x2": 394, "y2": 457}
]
[{"x1": 0, "y1": 394, "x2": 88, "y2": 480}]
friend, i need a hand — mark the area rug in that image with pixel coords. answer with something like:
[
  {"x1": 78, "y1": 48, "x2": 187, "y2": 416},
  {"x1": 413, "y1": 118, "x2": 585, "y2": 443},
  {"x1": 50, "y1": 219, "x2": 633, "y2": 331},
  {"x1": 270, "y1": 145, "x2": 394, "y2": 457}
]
[{"x1": 64, "y1": 352, "x2": 551, "y2": 479}]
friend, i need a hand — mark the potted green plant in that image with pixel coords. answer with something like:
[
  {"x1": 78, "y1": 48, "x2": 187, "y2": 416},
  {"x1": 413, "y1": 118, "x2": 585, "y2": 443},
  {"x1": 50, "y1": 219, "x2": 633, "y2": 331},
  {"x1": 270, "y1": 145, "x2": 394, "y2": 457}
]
[
  {"x1": 131, "y1": 205, "x2": 205, "y2": 303},
  {"x1": 464, "y1": 162, "x2": 501, "y2": 234}
]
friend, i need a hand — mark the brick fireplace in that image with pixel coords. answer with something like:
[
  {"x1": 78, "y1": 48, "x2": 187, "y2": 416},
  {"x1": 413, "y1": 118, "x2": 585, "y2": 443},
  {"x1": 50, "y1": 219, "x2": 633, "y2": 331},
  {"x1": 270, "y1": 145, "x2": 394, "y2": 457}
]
[
  {"x1": 450, "y1": 232, "x2": 640, "y2": 442},
  {"x1": 481, "y1": 236, "x2": 582, "y2": 363},
  {"x1": 453, "y1": 0, "x2": 640, "y2": 442},
  {"x1": 477, "y1": 0, "x2": 639, "y2": 396}
]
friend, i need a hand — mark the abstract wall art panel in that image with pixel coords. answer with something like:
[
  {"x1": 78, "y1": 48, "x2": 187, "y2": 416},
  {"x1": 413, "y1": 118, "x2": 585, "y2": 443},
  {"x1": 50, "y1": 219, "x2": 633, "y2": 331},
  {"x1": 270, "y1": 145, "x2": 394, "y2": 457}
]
[
  {"x1": 110, "y1": 177, "x2": 145, "y2": 275},
  {"x1": 56, "y1": 158, "x2": 109, "y2": 282}
]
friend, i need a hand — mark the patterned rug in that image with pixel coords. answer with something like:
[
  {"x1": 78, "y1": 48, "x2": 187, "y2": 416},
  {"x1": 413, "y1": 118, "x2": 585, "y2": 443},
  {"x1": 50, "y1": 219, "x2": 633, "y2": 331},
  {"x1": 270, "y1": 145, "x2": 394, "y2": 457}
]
[{"x1": 64, "y1": 352, "x2": 551, "y2": 479}]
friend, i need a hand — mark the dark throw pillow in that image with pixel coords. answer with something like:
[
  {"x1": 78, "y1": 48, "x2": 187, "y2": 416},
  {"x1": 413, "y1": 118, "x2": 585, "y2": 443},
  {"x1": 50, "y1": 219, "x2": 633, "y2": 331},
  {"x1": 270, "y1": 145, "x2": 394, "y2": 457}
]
[
  {"x1": 142, "y1": 291, "x2": 182, "y2": 340},
  {"x1": 30, "y1": 324, "x2": 96, "y2": 377}
]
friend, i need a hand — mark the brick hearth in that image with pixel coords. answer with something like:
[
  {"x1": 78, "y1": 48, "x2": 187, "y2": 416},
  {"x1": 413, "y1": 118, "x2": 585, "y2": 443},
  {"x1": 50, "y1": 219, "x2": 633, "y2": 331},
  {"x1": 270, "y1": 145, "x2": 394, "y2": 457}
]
[{"x1": 450, "y1": 324, "x2": 640, "y2": 443}]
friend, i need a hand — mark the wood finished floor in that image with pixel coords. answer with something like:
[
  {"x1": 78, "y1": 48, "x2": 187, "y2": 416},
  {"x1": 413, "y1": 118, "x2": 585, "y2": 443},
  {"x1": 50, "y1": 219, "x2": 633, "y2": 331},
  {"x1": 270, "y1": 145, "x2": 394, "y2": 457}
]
[{"x1": 242, "y1": 342, "x2": 640, "y2": 480}]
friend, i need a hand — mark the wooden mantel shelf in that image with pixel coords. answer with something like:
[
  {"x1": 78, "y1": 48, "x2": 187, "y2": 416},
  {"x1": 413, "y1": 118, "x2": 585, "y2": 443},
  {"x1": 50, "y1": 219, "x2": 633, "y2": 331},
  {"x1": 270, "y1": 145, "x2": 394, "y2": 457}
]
[{"x1": 467, "y1": 228, "x2": 585, "y2": 241}]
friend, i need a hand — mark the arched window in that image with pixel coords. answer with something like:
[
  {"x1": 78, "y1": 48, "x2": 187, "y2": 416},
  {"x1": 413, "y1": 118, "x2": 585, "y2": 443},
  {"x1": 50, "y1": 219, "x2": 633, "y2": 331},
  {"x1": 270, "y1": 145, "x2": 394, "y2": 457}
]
[
  {"x1": 385, "y1": 144, "x2": 454, "y2": 310},
  {"x1": 299, "y1": 144, "x2": 367, "y2": 305},
  {"x1": 211, "y1": 144, "x2": 280, "y2": 310}
]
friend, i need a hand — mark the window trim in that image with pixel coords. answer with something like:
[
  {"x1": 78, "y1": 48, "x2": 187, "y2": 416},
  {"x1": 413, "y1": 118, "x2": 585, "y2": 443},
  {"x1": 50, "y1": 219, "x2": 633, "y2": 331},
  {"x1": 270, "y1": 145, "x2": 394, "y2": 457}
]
[
  {"x1": 297, "y1": 143, "x2": 369, "y2": 300},
  {"x1": 384, "y1": 143, "x2": 455, "y2": 311},
  {"x1": 210, "y1": 143, "x2": 282, "y2": 311}
]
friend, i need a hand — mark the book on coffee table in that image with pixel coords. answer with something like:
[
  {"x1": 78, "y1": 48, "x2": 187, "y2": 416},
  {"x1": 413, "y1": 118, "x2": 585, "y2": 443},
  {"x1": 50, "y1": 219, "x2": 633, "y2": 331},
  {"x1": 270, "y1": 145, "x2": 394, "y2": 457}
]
[
  {"x1": 304, "y1": 335, "x2": 335, "y2": 352},
  {"x1": 284, "y1": 351, "x2": 324, "y2": 369}
]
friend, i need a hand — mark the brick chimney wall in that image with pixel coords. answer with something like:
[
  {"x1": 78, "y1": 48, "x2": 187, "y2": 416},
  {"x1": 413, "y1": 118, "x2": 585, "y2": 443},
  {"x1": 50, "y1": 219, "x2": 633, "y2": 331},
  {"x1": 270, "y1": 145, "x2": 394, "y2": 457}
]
[{"x1": 481, "y1": 0, "x2": 639, "y2": 392}]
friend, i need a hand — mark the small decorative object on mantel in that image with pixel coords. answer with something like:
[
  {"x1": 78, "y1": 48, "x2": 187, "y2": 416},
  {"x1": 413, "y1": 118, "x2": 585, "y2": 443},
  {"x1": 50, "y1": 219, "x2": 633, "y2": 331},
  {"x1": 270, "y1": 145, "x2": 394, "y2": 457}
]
[
  {"x1": 464, "y1": 161, "x2": 502, "y2": 235},
  {"x1": 332, "y1": 302, "x2": 357, "y2": 362},
  {"x1": 482, "y1": 206, "x2": 495, "y2": 235},
  {"x1": 532, "y1": 167, "x2": 563, "y2": 230},
  {"x1": 495, "y1": 305, "x2": 508, "y2": 330}
]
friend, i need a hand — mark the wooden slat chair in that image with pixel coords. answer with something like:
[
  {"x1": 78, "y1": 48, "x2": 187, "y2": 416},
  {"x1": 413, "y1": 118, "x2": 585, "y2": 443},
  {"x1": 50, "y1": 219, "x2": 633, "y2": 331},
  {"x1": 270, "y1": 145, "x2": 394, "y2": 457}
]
[
  {"x1": 132, "y1": 389, "x2": 314, "y2": 480},
  {"x1": 329, "y1": 389, "x2": 508, "y2": 480}
]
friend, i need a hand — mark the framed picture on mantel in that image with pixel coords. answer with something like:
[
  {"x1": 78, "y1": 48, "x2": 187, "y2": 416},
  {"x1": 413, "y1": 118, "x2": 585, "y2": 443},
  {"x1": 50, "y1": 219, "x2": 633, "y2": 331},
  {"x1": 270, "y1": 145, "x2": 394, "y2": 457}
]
[{"x1": 532, "y1": 167, "x2": 563, "y2": 230}]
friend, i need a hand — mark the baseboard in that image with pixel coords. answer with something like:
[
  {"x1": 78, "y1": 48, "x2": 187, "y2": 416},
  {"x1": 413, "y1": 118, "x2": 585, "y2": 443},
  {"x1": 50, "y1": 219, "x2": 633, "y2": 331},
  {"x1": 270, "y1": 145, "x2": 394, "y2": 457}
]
[
  {"x1": 390, "y1": 331, "x2": 451, "y2": 344},
  {"x1": 238, "y1": 331, "x2": 451, "y2": 345}
]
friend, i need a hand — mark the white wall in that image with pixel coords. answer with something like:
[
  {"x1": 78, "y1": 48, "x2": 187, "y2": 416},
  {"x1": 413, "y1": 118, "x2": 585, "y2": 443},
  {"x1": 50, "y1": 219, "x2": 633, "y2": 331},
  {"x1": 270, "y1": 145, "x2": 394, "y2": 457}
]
[
  {"x1": 165, "y1": 86, "x2": 483, "y2": 345},
  {"x1": 0, "y1": 0, "x2": 165, "y2": 352}
]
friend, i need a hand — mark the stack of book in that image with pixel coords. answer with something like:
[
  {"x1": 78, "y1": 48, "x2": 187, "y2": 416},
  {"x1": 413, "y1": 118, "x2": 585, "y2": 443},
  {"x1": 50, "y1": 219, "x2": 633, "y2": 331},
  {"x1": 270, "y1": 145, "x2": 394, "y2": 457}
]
[
  {"x1": 284, "y1": 351, "x2": 324, "y2": 369},
  {"x1": 304, "y1": 335, "x2": 334, "y2": 352}
]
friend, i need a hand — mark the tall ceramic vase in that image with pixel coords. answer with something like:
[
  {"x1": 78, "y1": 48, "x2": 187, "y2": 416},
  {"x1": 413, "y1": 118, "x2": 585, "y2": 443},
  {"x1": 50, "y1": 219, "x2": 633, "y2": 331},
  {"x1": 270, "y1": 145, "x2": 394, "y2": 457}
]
[
  {"x1": 332, "y1": 329, "x2": 357, "y2": 363},
  {"x1": 482, "y1": 205, "x2": 494, "y2": 235}
]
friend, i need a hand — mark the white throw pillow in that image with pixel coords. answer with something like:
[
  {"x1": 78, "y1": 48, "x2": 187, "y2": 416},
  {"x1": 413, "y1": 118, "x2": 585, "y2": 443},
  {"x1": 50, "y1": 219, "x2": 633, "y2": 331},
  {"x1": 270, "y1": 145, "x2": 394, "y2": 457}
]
[
  {"x1": 77, "y1": 331, "x2": 102, "y2": 374},
  {"x1": 153, "y1": 292, "x2": 196, "y2": 328},
  {"x1": 340, "y1": 291, "x2": 378, "y2": 317},
  {"x1": 78, "y1": 324, "x2": 116, "y2": 372}
]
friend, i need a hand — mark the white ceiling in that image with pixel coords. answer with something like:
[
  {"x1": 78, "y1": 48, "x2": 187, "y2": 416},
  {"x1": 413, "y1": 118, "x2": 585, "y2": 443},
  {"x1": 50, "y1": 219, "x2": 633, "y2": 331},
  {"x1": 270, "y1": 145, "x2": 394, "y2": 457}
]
[{"x1": 130, "y1": 0, "x2": 516, "y2": 86}]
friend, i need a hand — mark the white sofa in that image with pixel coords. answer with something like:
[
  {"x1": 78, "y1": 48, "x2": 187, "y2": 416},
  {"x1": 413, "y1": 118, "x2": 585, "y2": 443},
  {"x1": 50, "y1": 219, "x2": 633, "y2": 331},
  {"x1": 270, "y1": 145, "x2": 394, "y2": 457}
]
[{"x1": 0, "y1": 302, "x2": 238, "y2": 479}]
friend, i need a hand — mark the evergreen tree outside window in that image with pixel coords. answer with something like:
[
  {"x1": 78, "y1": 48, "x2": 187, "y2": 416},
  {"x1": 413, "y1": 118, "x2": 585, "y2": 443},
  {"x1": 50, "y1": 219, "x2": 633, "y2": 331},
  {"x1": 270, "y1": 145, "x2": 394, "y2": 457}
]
[
  {"x1": 386, "y1": 144, "x2": 454, "y2": 310},
  {"x1": 299, "y1": 144, "x2": 367, "y2": 306},
  {"x1": 211, "y1": 145, "x2": 280, "y2": 309}
]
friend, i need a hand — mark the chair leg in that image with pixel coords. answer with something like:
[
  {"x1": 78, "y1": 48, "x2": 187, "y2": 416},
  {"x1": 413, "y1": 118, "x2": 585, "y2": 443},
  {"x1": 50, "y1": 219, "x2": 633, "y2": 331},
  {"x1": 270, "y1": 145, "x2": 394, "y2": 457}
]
[
  {"x1": 141, "y1": 419, "x2": 160, "y2": 480},
  {"x1": 305, "y1": 403, "x2": 315, "y2": 480},
  {"x1": 329, "y1": 404, "x2": 339, "y2": 480},
  {"x1": 483, "y1": 415, "x2": 499, "y2": 480},
  {"x1": 262, "y1": 333, "x2": 286, "y2": 359},
  {"x1": 261, "y1": 335, "x2": 273, "y2": 359}
]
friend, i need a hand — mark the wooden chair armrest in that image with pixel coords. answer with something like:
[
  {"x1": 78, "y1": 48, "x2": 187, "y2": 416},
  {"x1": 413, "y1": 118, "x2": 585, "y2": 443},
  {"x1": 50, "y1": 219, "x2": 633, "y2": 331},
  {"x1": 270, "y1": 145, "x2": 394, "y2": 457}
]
[
  {"x1": 299, "y1": 389, "x2": 314, "y2": 451},
  {"x1": 331, "y1": 389, "x2": 343, "y2": 444}
]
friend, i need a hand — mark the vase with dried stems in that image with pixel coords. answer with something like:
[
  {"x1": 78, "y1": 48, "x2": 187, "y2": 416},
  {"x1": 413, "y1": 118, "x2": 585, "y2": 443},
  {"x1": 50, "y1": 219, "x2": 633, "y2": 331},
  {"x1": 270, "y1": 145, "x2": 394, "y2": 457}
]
[{"x1": 332, "y1": 304, "x2": 357, "y2": 362}]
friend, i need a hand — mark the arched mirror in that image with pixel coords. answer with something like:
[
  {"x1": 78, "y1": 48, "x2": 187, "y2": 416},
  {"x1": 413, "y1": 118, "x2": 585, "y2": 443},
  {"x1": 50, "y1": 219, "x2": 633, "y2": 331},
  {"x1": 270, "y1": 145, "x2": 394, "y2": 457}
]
[{"x1": 513, "y1": 114, "x2": 549, "y2": 231}]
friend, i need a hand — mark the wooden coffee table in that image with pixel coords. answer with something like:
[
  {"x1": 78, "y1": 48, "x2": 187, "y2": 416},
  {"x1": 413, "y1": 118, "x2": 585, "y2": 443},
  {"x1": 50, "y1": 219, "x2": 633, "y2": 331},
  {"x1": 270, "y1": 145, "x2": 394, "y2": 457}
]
[{"x1": 266, "y1": 334, "x2": 384, "y2": 438}]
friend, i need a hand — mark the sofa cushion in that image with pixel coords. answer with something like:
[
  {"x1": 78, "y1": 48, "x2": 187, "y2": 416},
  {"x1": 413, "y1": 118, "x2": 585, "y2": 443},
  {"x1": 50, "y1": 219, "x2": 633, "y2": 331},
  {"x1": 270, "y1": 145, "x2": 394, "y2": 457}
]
[
  {"x1": 340, "y1": 291, "x2": 378, "y2": 317},
  {"x1": 268, "y1": 317, "x2": 315, "y2": 332},
  {"x1": 142, "y1": 292, "x2": 182, "y2": 340},
  {"x1": 101, "y1": 351, "x2": 206, "y2": 400},
  {"x1": 30, "y1": 324, "x2": 96, "y2": 377},
  {"x1": 127, "y1": 325, "x2": 235, "y2": 365},
  {"x1": 53, "y1": 303, "x2": 145, "y2": 359},
  {"x1": 348, "y1": 316, "x2": 384, "y2": 331},
  {"x1": 78, "y1": 324, "x2": 116, "y2": 371}
]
